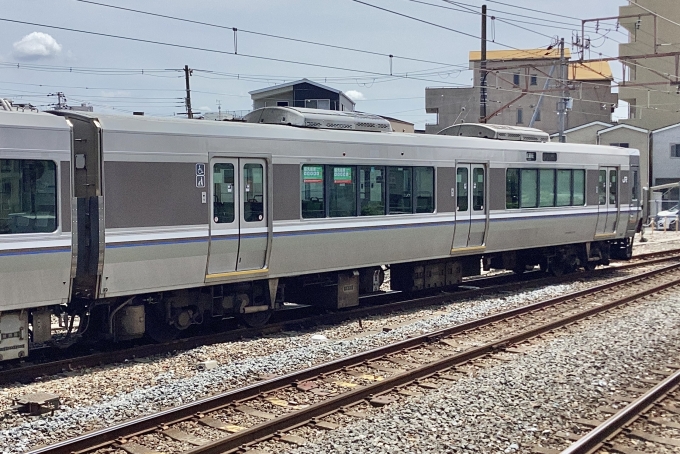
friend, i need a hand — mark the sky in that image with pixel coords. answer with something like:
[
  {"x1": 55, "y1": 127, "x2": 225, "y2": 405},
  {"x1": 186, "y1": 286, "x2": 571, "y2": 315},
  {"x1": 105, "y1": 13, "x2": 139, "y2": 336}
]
[{"x1": 0, "y1": 0, "x2": 629, "y2": 129}]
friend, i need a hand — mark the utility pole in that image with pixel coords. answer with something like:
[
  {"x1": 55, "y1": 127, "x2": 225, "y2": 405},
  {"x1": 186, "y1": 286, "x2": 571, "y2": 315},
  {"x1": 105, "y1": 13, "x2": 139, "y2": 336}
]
[
  {"x1": 479, "y1": 4, "x2": 488, "y2": 123},
  {"x1": 48, "y1": 92, "x2": 67, "y2": 110},
  {"x1": 184, "y1": 65, "x2": 193, "y2": 119},
  {"x1": 558, "y1": 38, "x2": 568, "y2": 143}
]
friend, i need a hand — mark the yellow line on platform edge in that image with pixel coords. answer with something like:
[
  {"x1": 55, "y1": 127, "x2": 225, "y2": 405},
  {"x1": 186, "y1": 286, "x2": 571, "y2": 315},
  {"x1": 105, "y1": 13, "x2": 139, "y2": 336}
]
[{"x1": 450, "y1": 246, "x2": 486, "y2": 254}]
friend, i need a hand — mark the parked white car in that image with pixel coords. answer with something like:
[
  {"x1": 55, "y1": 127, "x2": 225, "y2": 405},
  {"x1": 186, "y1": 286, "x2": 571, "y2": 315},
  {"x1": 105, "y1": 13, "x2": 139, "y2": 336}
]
[{"x1": 656, "y1": 205, "x2": 679, "y2": 230}]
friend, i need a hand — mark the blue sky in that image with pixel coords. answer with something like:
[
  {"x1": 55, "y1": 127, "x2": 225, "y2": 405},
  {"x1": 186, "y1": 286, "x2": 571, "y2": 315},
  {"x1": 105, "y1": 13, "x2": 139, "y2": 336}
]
[{"x1": 0, "y1": 0, "x2": 627, "y2": 128}]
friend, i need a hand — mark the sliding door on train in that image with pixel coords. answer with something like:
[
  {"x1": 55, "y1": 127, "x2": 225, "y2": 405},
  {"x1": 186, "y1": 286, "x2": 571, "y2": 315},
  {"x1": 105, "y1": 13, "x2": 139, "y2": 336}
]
[
  {"x1": 595, "y1": 167, "x2": 619, "y2": 236},
  {"x1": 207, "y1": 158, "x2": 268, "y2": 276},
  {"x1": 452, "y1": 163, "x2": 487, "y2": 251}
]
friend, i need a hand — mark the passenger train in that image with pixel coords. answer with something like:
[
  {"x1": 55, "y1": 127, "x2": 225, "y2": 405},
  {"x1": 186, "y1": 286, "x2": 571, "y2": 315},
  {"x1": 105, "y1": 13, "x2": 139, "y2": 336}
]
[{"x1": 0, "y1": 105, "x2": 641, "y2": 360}]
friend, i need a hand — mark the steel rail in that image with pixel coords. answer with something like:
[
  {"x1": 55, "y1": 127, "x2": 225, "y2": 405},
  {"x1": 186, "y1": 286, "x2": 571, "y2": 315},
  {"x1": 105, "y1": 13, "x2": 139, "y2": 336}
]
[
  {"x1": 4, "y1": 250, "x2": 678, "y2": 387},
  {"x1": 560, "y1": 368, "x2": 680, "y2": 454},
  {"x1": 27, "y1": 262, "x2": 680, "y2": 454}
]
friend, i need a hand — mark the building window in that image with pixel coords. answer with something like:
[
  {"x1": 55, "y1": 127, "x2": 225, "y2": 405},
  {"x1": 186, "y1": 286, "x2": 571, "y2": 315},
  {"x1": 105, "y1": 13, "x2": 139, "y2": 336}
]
[
  {"x1": 610, "y1": 143, "x2": 629, "y2": 148},
  {"x1": 305, "y1": 99, "x2": 331, "y2": 110},
  {"x1": 671, "y1": 144, "x2": 680, "y2": 158},
  {"x1": 530, "y1": 74, "x2": 538, "y2": 85},
  {"x1": 513, "y1": 73, "x2": 520, "y2": 86},
  {"x1": 516, "y1": 108, "x2": 523, "y2": 124},
  {"x1": 534, "y1": 109, "x2": 541, "y2": 121},
  {"x1": 277, "y1": 101, "x2": 289, "y2": 107}
]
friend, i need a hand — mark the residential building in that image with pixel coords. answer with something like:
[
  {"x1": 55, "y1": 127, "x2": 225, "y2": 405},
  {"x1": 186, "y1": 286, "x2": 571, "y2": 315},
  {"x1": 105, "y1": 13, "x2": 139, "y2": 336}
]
[
  {"x1": 249, "y1": 79, "x2": 355, "y2": 112},
  {"x1": 425, "y1": 49, "x2": 617, "y2": 135},
  {"x1": 651, "y1": 122, "x2": 680, "y2": 208},
  {"x1": 618, "y1": 1, "x2": 680, "y2": 130}
]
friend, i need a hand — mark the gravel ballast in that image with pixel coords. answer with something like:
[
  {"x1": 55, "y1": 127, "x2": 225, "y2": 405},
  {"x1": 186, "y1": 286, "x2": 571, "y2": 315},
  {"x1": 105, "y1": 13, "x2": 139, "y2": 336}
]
[{"x1": 291, "y1": 290, "x2": 680, "y2": 454}]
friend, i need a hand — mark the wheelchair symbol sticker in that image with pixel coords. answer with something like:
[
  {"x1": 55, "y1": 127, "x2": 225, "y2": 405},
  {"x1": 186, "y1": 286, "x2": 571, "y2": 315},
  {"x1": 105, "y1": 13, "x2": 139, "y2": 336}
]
[{"x1": 196, "y1": 163, "x2": 205, "y2": 176}]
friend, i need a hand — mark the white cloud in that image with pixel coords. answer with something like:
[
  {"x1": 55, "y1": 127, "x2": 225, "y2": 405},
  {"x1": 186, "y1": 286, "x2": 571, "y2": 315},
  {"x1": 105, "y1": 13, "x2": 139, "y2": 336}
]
[
  {"x1": 13, "y1": 32, "x2": 62, "y2": 60},
  {"x1": 345, "y1": 90, "x2": 365, "y2": 101}
]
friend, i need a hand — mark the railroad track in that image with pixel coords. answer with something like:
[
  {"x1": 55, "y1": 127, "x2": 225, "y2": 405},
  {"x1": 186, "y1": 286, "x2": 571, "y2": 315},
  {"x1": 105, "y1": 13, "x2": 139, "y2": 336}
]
[
  {"x1": 554, "y1": 361, "x2": 680, "y2": 454},
  {"x1": 27, "y1": 259, "x2": 680, "y2": 454},
  {"x1": 2, "y1": 248, "x2": 679, "y2": 387}
]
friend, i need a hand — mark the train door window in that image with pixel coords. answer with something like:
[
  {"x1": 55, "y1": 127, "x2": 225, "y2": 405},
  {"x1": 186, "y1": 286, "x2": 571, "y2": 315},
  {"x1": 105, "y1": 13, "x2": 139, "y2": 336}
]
[
  {"x1": 609, "y1": 169, "x2": 618, "y2": 205},
  {"x1": 573, "y1": 170, "x2": 585, "y2": 205},
  {"x1": 472, "y1": 168, "x2": 484, "y2": 210},
  {"x1": 556, "y1": 170, "x2": 571, "y2": 206},
  {"x1": 329, "y1": 165, "x2": 356, "y2": 217},
  {"x1": 520, "y1": 169, "x2": 538, "y2": 208},
  {"x1": 456, "y1": 167, "x2": 468, "y2": 212},
  {"x1": 539, "y1": 169, "x2": 555, "y2": 207},
  {"x1": 359, "y1": 166, "x2": 385, "y2": 216},
  {"x1": 0, "y1": 159, "x2": 57, "y2": 234},
  {"x1": 632, "y1": 170, "x2": 639, "y2": 201},
  {"x1": 301, "y1": 165, "x2": 325, "y2": 218},
  {"x1": 388, "y1": 167, "x2": 413, "y2": 214},
  {"x1": 213, "y1": 163, "x2": 235, "y2": 223},
  {"x1": 414, "y1": 166, "x2": 435, "y2": 213},
  {"x1": 243, "y1": 163, "x2": 264, "y2": 222},
  {"x1": 506, "y1": 169, "x2": 520, "y2": 209},
  {"x1": 598, "y1": 170, "x2": 607, "y2": 205}
]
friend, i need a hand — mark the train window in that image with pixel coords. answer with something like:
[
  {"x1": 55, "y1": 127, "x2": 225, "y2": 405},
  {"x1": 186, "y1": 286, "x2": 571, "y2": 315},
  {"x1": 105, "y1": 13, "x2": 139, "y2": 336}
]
[
  {"x1": 539, "y1": 169, "x2": 555, "y2": 207},
  {"x1": 301, "y1": 165, "x2": 325, "y2": 218},
  {"x1": 388, "y1": 167, "x2": 413, "y2": 214},
  {"x1": 0, "y1": 159, "x2": 58, "y2": 234},
  {"x1": 506, "y1": 169, "x2": 520, "y2": 209},
  {"x1": 609, "y1": 170, "x2": 618, "y2": 205},
  {"x1": 213, "y1": 163, "x2": 235, "y2": 223},
  {"x1": 472, "y1": 168, "x2": 484, "y2": 211},
  {"x1": 520, "y1": 169, "x2": 538, "y2": 208},
  {"x1": 359, "y1": 166, "x2": 385, "y2": 216},
  {"x1": 414, "y1": 167, "x2": 435, "y2": 213},
  {"x1": 243, "y1": 164, "x2": 264, "y2": 222},
  {"x1": 556, "y1": 170, "x2": 572, "y2": 206},
  {"x1": 329, "y1": 166, "x2": 357, "y2": 217},
  {"x1": 456, "y1": 168, "x2": 468, "y2": 212},
  {"x1": 598, "y1": 170, "x2": 607, "y2": 205},
  {"x1": 573, "y1": 170, "x2": 585, "y2": 205}
]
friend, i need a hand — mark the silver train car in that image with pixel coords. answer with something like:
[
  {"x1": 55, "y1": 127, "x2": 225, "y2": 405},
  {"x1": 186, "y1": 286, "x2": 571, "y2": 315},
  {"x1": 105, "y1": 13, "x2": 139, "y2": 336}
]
[{"x1": 0, "y1": 107, "x2": 641, "y2": 360}]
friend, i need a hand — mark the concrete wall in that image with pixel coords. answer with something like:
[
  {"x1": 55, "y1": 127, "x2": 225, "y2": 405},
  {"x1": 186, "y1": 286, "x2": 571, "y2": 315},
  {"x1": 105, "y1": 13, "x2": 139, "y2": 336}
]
[
  {"x1": 652, "y1": 125, "x2": 680, "y2": 207},
  {"x1": 618, "y1": 1, "x2": 680, "y2": 130}
]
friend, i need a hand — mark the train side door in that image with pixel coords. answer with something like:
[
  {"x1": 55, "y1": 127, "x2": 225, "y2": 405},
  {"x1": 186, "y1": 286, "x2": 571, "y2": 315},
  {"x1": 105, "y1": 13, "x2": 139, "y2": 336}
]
[
  {"x1": 596, "y1": 167, "x2": 618, "y2": 235},
  {"x1": 237, "y1": 159, "x2": 267, "y2": 270},
  {"x1": 207, "y1": 158, "x2": 268, "y2": 276},
  {"x1": 452, "y1": 164, "x2": 487, "y2": 251},
  {"x1": 208, "y1": 159, "x2": 239, "y2": 275}
]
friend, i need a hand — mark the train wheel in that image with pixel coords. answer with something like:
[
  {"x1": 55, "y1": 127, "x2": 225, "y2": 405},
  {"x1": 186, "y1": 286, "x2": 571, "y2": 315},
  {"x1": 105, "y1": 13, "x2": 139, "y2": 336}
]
[
  {"x1": 145, "y1": 303, "x2": 181, "y2": 342},
  {"x1": 549, "y1": 261, "x2": 565, "y2": 277},
  {"x1": 240, "y1": 310, "x2": 272, "y2": 328},
  {"x1": 583, "y1": 261, "x2": 597, "y2": 271}
]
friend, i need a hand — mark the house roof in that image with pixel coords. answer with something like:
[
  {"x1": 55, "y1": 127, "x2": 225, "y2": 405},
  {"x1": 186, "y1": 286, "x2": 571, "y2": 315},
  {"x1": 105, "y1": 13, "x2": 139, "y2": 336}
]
[
  {"x1": 560, "y1": 121, "x2": 612, "y2": 135},
  {"x1": 569, "y1": 61, "x2": 613, "y2": 81},
  {"x1": 652, "y1": 122, "x2": 680, "y2": 134},
  {"x1": 469, "y1": 48, "x2": 571, "y2": 61},
  {"x1": 249, "y1": 78, "x2": 355, "y2": 105},
  {"x1": 597, "y1": 123, "x2": 649, "y2": 135},
  {"x1": 469, "y1": 49, "x2": 612, "y2": 81}
]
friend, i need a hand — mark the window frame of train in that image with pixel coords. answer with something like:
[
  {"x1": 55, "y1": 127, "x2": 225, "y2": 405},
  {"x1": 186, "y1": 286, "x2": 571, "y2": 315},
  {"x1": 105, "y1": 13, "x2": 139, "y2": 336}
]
[
  {"x1": 300, "y1": 164, "x2": 435, "y2": 218},
  {"x1": 0, "y1": 158, "x2": 58, "y2": 235},
  {"x1": 505, "y1": 168, "x2": 586, "y2": 209}
]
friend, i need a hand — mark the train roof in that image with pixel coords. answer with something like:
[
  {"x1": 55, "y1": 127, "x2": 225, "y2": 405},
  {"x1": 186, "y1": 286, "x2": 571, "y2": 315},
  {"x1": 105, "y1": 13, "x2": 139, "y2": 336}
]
[
  {"x1": 48, "y1": 111, "x2": 638, "y2": 158},
  {"x1": 0, "y1": 108, "x2": 72, "y2": 131}
]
